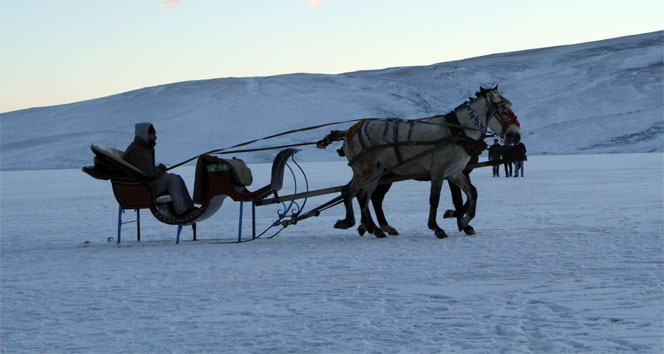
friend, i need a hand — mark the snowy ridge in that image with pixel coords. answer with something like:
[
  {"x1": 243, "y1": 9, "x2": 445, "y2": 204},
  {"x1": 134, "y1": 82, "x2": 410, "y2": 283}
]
[{"x1": 1, "y1": 31, "x2": 662, "y2": 170}]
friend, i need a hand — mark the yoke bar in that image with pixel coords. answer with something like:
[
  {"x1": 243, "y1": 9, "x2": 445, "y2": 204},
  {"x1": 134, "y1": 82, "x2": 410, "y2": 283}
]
[{"x1": 254, "y1": 185, "x2": 345, "y2": 206}]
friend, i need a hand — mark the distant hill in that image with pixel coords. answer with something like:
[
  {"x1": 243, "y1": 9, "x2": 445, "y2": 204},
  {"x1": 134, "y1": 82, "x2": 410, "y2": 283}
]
[{"x1": 1, "y1": 31, "x2": 662, "y2": 170}]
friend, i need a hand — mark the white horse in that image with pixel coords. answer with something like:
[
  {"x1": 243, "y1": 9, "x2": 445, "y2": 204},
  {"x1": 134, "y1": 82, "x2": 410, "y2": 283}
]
[{"x1": 335, "y1": 86, "x2": 521, "y2": 238}]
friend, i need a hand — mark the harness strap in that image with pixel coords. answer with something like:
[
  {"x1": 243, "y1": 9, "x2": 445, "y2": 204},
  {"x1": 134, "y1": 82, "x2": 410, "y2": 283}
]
[
  {"x1": 347, "y1": 136, "x2": 459, "y2": 167},
  {"x1": 363, "y1": 120, "x2": 372, "y2": 146},
  {"x1": 392, "y1": 120, "x2": 404, "y2": 165},
  {"x1": 381, "y1": 121, "x2": 390, "y2": 143},
  {"x1": 348, "y1": 106, "x2": 493, "y2": 167},
  {"x1": 444, "y1": 111, "x2": 464, "y2": 137},
  {"x1": 346, "y1": 136, "x2": 462, "y2": 197},
  {"x1": 356, "y1": 121, "x2": 368, "y2": 150},
  {"x1": 406, "y1": 121, "x2": 415, "y2": 144},
  {"x1": 444, "y1": 109, "x2": 489, "y2": 156}
]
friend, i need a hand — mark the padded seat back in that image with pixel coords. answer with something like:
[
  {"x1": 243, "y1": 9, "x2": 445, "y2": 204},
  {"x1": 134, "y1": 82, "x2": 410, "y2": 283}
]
[{"x1": 83, "y1": 144, "x2": 144, "y2": 181}]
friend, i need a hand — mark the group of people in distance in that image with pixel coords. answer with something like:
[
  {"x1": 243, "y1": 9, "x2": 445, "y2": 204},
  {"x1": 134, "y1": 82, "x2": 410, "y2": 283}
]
[{"x1": 488, "y1": 139, "x2": 527, "y2": 178}]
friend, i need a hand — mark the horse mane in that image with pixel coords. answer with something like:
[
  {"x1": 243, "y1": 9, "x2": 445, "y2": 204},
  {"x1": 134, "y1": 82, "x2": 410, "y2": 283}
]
[
  {"x1": 454, "y1": 85, "x2": 499, "y2": 114},
  {"x1": 476, "y1": 85, "x2": 498, "y2": 98}
]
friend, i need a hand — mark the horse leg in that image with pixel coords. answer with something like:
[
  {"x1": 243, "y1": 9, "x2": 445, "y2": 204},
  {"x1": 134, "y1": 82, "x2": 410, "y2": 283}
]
[
  {"x1": 334, "y1": 182, "x2": 356, "y2": 229},
  {"x1": 458, "y1": 170, "x2": 475, "y2": 235},
  {"x1": 427, "y1": 175, "x2": 447, "y2": 239},
  {"x1": 370, "y1": 182, "x2": 399, "y2": 236},
  {"x1": 355, "y1": 189, "x2": 383, "y2": 238},
  {"x1": 447, "y1": 173, "x2": 477, "y2": 232},
  {"x1": 356, "y1": 189, "x2": 370, "y2": 236},
  {"x1": 356, "y1": 165, "x2": 386, "y2": 238},
  {"x1": 442, "y1": 184, "x2": 467, "y2": 219},
  {"x1": 334, "y1": 165, "x2": 381, "y2": 232},
  {"x1": 443, "y1": 180, "x2": 475, "y2": 235}
]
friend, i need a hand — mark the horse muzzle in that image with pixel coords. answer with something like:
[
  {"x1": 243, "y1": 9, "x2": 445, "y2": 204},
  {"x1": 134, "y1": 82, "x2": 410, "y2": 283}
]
[{"x1": 504, "y1": 126, "x2": 521, "y2": 145}]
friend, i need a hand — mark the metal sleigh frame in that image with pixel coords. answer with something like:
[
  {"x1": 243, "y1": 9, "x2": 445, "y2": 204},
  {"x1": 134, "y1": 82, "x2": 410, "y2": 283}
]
[
  {"x1": 235, "y1": 153, "x2": 310, "y2": 243},
  {"x1": 83, "y1": 145, "x2": 307, "y2": 244},
  {"x1": 116, "y1": 206, "x2": 197, "y2": 245}
]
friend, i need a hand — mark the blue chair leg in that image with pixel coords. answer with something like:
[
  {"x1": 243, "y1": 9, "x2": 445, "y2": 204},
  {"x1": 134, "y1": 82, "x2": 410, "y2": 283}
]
[
  {"x1": 252, "y1": 202, "x2": 256, "y2": 239},
  {"x1": 238, "y1": 201, "x2": 244, "y2": 242},
  {"x1": 117, "y1": 205, "x2": 123, "y2": 244},
  {"x1": 136, "y1": 209, "x2": 140, "y2": 241},
  {"x1": 176, "y1": 224, "x2": 183, "y2": 244}
]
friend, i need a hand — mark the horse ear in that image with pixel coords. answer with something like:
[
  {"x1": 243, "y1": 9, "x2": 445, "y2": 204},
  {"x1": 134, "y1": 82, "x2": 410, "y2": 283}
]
[
  {"x1": 493, "y1": 84, "x2": 499, "y2": 90},
  {"x1": 480, "y1": 87, "x2": 489, "y2": 96}
]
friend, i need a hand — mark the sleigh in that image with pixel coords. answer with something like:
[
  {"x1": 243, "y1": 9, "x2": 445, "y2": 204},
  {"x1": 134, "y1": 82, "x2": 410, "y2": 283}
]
[{"x1": 82, "y1": 144, "x2": 300, "y2": 244}]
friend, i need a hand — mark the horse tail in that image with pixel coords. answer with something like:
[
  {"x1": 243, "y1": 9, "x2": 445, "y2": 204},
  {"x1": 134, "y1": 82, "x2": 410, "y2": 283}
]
[{"x1": 316, "y1": 121, "x2": 367, "y2": 157}]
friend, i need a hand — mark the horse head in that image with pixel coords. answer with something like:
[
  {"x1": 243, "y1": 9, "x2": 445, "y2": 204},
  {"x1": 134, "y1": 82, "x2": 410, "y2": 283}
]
[{"x1": 480, "y1": 86, "x2": 521, "y2": 144}]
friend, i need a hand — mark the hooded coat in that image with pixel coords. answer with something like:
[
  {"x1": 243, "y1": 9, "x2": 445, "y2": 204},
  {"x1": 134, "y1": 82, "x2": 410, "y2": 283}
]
[
  {"x1": 123, "y1": 123, "x2": 165, "y2": 179},
  {"x1": 513, "y1": 142, "x2": 527, "y2": 161},
  {"x1": 488, "y1": 142, "x2": 502, "y2": 161}
]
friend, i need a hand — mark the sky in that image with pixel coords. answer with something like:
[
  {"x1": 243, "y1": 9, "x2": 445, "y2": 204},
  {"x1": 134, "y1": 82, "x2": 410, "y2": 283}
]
[{"x1": 0, "y1": 0, "x2": 662, "y2": 113}]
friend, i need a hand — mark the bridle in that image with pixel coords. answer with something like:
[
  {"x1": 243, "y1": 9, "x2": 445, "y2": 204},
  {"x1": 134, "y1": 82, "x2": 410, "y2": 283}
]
[
  {"x1": 495, "y1": 104, "x2": 519, "y2": 130},
  {"x1": 484, "y1": 93, "x2": 520, "y2": 136}
]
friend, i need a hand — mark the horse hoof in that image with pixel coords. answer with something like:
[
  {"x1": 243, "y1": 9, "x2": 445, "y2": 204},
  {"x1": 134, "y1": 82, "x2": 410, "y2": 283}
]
[
  {"x1": 456, "y1": 218, "x2": 466, "y2": 232},
  {"x1": 334, "y1": 219, "x2": 355, "y2": 229},
  {"x1": 463, "y1": 226, "x2": 476, "y2": 236},
  {"x1": 443, "y1": 210, "x2": 456, "y2": 219},
  {"x1": 374, "y1": 229, "x2": 386, "y2": 238},
  {"x1": 357, "y1": 224, "x2": 367, "y2": 236},
  {"x1": 380, "y1": 224, "x2": 399, "y2": 236},
  {"x1": 435, "y1": 229, "x2": 448, "y2": 239}
]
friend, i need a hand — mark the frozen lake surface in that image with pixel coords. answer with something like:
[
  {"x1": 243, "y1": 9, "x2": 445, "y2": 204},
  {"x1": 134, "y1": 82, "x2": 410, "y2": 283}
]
[{"x1": 1, "y1": 153, "x2": 663, "y2": 353}]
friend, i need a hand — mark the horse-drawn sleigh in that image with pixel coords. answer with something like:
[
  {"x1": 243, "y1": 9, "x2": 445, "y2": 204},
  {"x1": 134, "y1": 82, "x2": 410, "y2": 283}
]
[{"x1": 83, "y1": 86, "x2": 520, "y2": 243}]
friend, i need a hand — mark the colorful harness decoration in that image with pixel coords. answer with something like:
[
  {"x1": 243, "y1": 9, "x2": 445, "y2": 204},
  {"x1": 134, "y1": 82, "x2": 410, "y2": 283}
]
[
  {"x1": 381, "y1": 121, "x2": 390, "y2": 143},
  {"x1": 465, "y1": 102, "x2": 484, "y2": 132},
  {"x1": 406, "y1": 121, "x2": 415, "y2": 146},
  {"x1": 497, "y1": 106, "x2": 519, "y2": 130},
  {"x1": 363, "y1": 120, "x2": 372, "y2": 146}
]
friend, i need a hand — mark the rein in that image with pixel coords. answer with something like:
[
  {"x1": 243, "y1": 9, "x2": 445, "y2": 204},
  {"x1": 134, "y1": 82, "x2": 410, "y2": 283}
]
[
  {"x1": 166, "y1": 89, "x2": 516, "y2": 171},
  {"x1": 166, "y1": 117, "x2": 374, "y2": 171},
  {"x1": 166, "y1": 115, "x2": 485, "y2": 171}
]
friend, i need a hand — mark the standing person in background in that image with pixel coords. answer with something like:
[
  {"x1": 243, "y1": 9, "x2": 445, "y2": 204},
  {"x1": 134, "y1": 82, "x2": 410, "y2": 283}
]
[
  {"x1": 502, "y1": 142, "x2": 513, "y2": 177},
  {"x1": 488, "y1": 139, "x2": 502, "y2": 177},
  {"x1": 513, "y1": 141, "x2": 527, "y2": 177}
]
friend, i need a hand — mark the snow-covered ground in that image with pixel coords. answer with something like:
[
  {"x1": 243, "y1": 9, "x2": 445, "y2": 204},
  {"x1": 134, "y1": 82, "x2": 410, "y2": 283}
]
[{"x1": 1, "y1": 153, "x2": 662, "y2": 353}]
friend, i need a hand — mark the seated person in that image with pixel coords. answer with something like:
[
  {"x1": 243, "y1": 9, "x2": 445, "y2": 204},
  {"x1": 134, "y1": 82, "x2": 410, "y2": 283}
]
[{"x1": 123, "y1": 123, "x2": 195, "y2": 216}]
